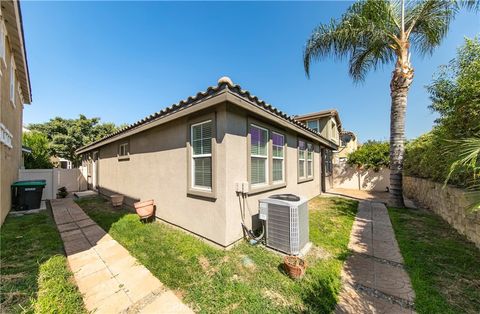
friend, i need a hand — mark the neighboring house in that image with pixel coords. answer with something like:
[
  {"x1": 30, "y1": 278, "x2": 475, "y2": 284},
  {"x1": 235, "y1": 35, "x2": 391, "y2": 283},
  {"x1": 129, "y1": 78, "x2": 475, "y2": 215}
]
[
  {"x1": 77, "y1": 77, "x2": 338, "y2": 248},
  {"x1": 51, "y1": 156, "x2": 73, "y2": 169},
  {"x1": 0, "y1": 1, "x2": 32, "y2": 225},
  {"x1": 335, "y1": 130, "x2": 358, "y2": 163},
  {"x1": 294, "y1": 109, "x2": 341, "y2": 191}
]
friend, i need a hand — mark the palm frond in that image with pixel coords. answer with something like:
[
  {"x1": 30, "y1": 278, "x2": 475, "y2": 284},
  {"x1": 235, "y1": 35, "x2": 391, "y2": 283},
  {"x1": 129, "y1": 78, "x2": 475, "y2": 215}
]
[
  {"x1": 304, "y1": 0, "x2": 399, "y2": 81},
  {"x1": 444, "y1": 139, "x2": 480, "y2": 182}
]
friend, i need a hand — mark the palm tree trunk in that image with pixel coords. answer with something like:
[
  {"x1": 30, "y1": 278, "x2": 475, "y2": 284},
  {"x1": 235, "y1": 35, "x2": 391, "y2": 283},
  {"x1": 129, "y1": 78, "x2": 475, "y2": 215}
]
[{"x1": 389, "y1": 56, "x2": 413, "y2": 207}]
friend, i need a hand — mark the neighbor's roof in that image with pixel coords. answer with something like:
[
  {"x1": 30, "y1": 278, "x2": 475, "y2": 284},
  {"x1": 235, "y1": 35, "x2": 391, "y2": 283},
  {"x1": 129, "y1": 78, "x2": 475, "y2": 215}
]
[
  {"x1": 76, "y1": 77, "x2": 338, "y2": 154},
  {"x1": 340, "y1": 130, "x2": 356, "y2": 141},
  {"x1": 2, "y1": 0, "x2": 32, "y2": 103},
  {"x1": 295, "y1": 109, "x2": 342, "y2": 130}
]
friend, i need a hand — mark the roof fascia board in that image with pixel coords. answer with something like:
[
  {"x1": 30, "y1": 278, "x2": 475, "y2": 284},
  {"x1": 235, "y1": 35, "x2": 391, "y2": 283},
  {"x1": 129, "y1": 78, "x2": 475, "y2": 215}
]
[
  {"x1": 77, "y1": 91, "x2": 229, "y2": 154},
  {"x1": 225, "y1": 92, "x2": 337, "y2": 149}
]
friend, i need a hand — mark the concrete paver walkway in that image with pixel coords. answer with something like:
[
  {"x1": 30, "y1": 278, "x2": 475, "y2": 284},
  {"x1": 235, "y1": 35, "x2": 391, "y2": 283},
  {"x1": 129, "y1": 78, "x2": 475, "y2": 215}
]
[
  {"x1": 50, "y1": 198, "x2": 193, "y2": 314},
  {"x1": 335, "y1": 200, "x2": 416, "y2": 314}
]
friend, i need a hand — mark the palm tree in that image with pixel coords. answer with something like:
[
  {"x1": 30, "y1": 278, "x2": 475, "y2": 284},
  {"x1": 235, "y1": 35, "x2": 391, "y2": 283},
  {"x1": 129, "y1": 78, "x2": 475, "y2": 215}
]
[{"x1": 303, "y1": 0, "x2": 478, "y2": 207}]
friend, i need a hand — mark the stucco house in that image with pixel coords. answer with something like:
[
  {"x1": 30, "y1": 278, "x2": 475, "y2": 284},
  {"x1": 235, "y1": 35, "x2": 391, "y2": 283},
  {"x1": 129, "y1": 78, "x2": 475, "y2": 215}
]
[
  {"x1": 0, "y1": 0, "x2": 32, "y2": 225},
  {"x1": 336, "y1": 130, "x2": 358, "y2": 163},
  {"x1": 294, "y1": 109, "x2": 342, "y2": 191},
  {"x1": 77, "y1": 77, "x2": 339, "y2": 248}
]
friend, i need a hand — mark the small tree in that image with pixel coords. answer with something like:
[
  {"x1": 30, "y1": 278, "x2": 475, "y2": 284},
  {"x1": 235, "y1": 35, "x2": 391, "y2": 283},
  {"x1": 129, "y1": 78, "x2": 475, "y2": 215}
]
[
  {"x1": 22, "y1": 131, "x2": 53, "y2": 169},
  {"x1": 28, "y1": 115, "x2": 125, "y2": 166},
  {"x1": 347, "y1": 141, "x2": 390, "y2": 172}
]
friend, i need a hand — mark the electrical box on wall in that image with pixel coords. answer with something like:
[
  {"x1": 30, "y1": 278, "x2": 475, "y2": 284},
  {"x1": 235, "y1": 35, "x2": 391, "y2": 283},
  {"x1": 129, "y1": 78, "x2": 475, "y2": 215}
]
[{"x1": 235, "y1": 182, "x2": 250, "y2": 194}]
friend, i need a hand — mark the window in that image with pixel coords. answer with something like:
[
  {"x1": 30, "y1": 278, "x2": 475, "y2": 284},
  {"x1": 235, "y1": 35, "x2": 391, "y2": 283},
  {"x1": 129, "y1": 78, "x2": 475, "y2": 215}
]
[
  {"x1": 118, "y1": 143, "x2": 129, "y2": 158},
  {"x1": 325, "y1": 149, "x2": 333, "y2": 176},
  {"x1": 191, "y1": 120, "x2": 213, "y2": 190},
  {"x1": 307, "y1": 143, "x2": 313, "y2": 177},
  {"x1": 10, "y1": 55, "x2": 15, "y2": 105},
  {"x1": 307, "y1": 119, "x2": 319, "y2": 132},
  {"x1": 298, "y1": 139, "x2": 314, "y2": 181},
  {"x1": 272, "y1": 132, "x2": 285, "y2": 183},
  {"x1": 298, "y1": 140, "x2": 306, "y2": 179},
  {"x1": 250, "y1": 124, "x2": 268, "y2": 186}
]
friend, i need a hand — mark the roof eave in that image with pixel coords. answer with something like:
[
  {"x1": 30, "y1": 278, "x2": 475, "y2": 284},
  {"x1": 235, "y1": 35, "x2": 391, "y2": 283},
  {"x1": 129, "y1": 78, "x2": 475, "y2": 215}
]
[{"x1": 2, "y1": 0, "x2": 32, "y2": 104}]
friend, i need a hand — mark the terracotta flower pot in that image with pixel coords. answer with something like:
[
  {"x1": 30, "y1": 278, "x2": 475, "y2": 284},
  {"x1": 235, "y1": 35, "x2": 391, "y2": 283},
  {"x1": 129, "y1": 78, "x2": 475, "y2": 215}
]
[
  {"x1": 111, "y1": 194, "x2": 124, "y2": 207},
  {"x1": 134, "y1": 199, "x2": 155, "y2": 219},
  {"x1": 283, "y1": 255, "x2": 307, "y2": 280}
]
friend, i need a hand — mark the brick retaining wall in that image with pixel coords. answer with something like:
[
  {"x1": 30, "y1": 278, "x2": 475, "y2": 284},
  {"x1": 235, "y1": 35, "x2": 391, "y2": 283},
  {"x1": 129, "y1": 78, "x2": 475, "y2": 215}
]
[{"x1": 403, "y1": 176, "x2": 480, "y2": 249}]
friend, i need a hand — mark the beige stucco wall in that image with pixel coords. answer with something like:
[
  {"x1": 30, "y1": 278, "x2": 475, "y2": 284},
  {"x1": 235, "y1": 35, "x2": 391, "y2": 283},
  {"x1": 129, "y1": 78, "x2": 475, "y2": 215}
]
[
  {"x1": 223, "y1": 106, "x2": 323, "y2": 246},
  {"x1": 84, "y1": 101, "x2": 326, "y2": 247},
  {"x1": 90, "y1": 105, "x2": 228, "y2": 246},
  {"x1": 1, "y1": 39, "x2": 24, "y2": 225},
  {"x1": 333, "y1": 164, "x2": 389, "y2": 192},
  {"x1": 403, "y1": 176, "x2": 480, "y2": 249}
]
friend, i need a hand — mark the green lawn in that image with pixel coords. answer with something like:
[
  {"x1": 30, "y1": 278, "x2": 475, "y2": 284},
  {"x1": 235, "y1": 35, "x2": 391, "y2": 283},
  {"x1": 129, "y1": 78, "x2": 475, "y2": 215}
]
[
  {"x1": 0, "y1": 211, "x2": 85, "y2": 314},
  {"x1": 76, "y1": 196, "x2": 357, "y2": 313},
  {"x1": 389, "y1": 207, "x2": 480, "y2": 314}
]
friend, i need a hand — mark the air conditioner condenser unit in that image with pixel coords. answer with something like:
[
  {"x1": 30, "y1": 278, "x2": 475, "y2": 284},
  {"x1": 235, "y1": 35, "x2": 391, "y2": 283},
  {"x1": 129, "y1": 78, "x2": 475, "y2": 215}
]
[{"x1": 259, "y1": 194, "x2": 309, "y2": 255}]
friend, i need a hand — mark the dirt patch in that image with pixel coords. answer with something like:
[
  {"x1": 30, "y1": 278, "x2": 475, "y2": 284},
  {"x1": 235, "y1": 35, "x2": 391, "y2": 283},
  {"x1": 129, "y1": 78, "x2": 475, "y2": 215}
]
[
  {"x1": 263, "y1": 289, "x2": 293, "y2": 308},
  {"x1": 198, "y1": 256, "x2": 210, "y2": 271},
  {"x1": 174, "y1": 289, "x2": 185, "y2": 300},
  {"x1": 198, "y1": 256, "x2": 218, "y2": 276},
  {"x1": 307, "y1": 245, "x2": 332, "y2": 261}
]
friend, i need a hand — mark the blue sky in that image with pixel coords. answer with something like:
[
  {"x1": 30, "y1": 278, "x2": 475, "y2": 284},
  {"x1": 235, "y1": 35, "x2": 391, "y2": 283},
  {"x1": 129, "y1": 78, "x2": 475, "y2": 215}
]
[{"x1": 21, "y1": 1, "x2": 479, "y2": 142}]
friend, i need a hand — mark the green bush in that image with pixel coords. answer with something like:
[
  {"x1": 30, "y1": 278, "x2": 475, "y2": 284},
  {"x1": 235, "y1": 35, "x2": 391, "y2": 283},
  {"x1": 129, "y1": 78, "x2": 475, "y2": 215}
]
[
  {"x1": 347, "y1": 141, "x2": 389, "y2": 171},
  {"x1": 33, "y1": 255, "x2": 85, "y2": 314},
  {"x1": 22, "y1": 131, "x2": 53, "y2": 169},
  {"x1": 404, "y1": 38, "x2": 480, "y2": 188}
]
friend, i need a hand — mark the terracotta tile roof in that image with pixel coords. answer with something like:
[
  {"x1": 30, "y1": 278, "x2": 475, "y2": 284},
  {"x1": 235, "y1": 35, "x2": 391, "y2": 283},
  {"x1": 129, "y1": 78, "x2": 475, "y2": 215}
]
[{"x1": 76, "y1": 78, "x2": 335, "y2": 153}]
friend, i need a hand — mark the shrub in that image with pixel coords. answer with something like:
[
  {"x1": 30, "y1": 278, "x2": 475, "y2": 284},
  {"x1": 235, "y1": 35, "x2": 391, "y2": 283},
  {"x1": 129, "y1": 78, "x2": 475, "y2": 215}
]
[
  {"x1": 347, "y1": 141, "x2": 389, "y2": 171},
  {"x1": 22, "y1": 131, "x2": 53, "y2": 169},
  {"x1": 404, "y1": 38, "x2": 480, "y2": 189}
]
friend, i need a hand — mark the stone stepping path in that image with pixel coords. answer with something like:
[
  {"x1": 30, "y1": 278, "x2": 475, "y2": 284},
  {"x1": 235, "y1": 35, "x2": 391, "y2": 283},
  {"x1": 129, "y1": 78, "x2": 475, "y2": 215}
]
[
  {"x1": 50, "y1": 198, "x2": 193, "y2": 314},
  {"x1": 336, "y1": 201, "x2": 416, "y2": 314}
]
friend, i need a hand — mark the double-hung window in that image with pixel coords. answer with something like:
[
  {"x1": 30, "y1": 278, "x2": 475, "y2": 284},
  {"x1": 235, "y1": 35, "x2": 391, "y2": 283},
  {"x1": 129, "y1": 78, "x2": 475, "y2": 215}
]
[
  {"x1": 298, "y1": 139, "x2": 314, "y2": 182},
  {"x1": 307, "y1": 143, "x2": 313, "y2": 177},
  {"x1": 298, "y1": 140, "x2": 306, "y2": 179},
  {"x1": 118, "y1": 143, "x2": 129, "y2": 158},
  {"x1": 191, "y1": 120, "x2": 213, "y2": 190},
  {"x1": 250, "y1": 124, "x2": 269, "y2": 186},
  {"x1": 272, "y1": 132, "x2": 285, "y2": 183}
]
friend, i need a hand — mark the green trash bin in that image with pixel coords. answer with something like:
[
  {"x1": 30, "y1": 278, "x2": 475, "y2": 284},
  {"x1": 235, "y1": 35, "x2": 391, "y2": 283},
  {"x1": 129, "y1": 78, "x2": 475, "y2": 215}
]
[{"x1": 11, "y1": 180, "x2": 47, "y2": 211}]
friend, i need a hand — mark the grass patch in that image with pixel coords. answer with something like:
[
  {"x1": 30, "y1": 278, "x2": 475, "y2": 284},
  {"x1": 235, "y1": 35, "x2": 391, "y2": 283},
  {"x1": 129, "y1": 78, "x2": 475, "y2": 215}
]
[
  {"x1": 0, "y1": 211, "x2": 85, "y2": 313},
  {"x1": 77, "y1": 196, "x2": 357, "y2": 313},
  {"x1": 389, "y1": 207, "x2": 480, "y2": 314}
]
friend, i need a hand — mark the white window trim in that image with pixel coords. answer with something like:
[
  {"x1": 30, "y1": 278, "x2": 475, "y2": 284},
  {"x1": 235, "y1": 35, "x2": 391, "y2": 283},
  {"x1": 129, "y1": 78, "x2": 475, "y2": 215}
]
[
  {"x1": 298, "y1": 139, "x2": 307, "y2": 179},
  {"x1": 250, "y1": 124, "x2": 269, "y2": 187},
  {"x1": 118, "y1": 142, "x2": 129, "y2": 159},
  {"x1": 191, "y1": 120, "x2": 213, "y2": 191},
  {"x1": 272, "y1": 131, "x2": 285, "y2": 184},
  {"x1": 307, "y1": 143, "x2": 314, "y2": 178}
]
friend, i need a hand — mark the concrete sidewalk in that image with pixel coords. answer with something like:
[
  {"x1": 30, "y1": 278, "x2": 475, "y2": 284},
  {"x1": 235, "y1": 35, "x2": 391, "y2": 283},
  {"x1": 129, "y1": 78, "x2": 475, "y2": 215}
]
[
  {"x1": 50, "y1": 198, "x2": 193, "y2": 314},
  {"x1": 336, "y1": 201, "x2": 416, "y2": 314}
]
